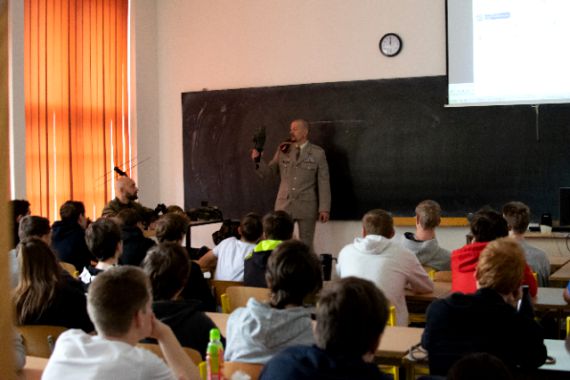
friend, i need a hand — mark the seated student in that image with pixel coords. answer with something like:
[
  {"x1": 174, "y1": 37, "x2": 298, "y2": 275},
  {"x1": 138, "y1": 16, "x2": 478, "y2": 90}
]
[
  {"x1": 155, "y1": 213, "x2": 216, "y2": 312},
  {"x1": 197, "y1": 212, "x2": 262, "y2": 281},
  {"x1": 225, "y1": 240, "x2": 322, "y2": 364},
  {"x1": 51, "y1": 200, "x2": 95, "y2": 272},
  {"x1": 80, "y1": 218, "x2": 122, "y2": 287},
  {"x1": 14, "y1": 237, "x2": 94, "y2": 332},
  {"x1": 502, "y1": 201, "x2": 550, "y2": 286},
  {"x1": 260, "y1": 277, "x2": 392, "y2": 380},
  {"x1": 422, "y1": 238, "x2": 547, "y2": 376},
  {"x1": 9, "y1": 215, "x2": 51, "y2": 288},
  {"x1": 116, "y1": 208, "x2": 156, "y2": 266},
  {"x1": 336, "y1": 209, "x2": 433, "y2": 326},
  {"x1": 42, "y1": 266, "x2": 199, "y2": 380},
  {"x1": 398, "y1": 200, "x2": 451, "y2": 271},
  {"x1": 451, "y1": 208, "x2": 538, "y2": 298},
  {"x1": 243, "y1": 210, "x2": 294, "y2": 287},
  {"x1": 10, "y1": 199, "x2": 30, "y2": 249},
  {"x1": 142, "y1": 242, "x2": 221, "y2": 359}
]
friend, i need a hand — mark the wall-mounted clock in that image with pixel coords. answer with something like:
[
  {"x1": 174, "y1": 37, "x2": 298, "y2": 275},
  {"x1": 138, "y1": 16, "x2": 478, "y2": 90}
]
[{"x1": 379, "y1": 33, "x2": 402, "y2": 57}]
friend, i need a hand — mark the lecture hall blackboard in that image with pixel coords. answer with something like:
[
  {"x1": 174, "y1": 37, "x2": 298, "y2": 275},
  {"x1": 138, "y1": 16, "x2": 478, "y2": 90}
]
[{"x1": 182, "y1": 76, "x2": 570, "y2": 220}]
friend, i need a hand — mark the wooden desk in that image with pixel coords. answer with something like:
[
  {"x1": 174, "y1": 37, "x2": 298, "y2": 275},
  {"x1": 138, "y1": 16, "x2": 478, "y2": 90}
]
[
  {"x1": 376, "y1": 326, "x2": 423, "y2": 363},
  {"x1": 541, "y1": 339, "x2": 570, "y2": 374},
  {"x1": 536, "y1": 288, "x2": 570, "y2": 339},
  {"x1": 405, "y1": 281, "x2": 451, "y2": 302},
  {"x1": 405, "y1": 281, "x2": 452, "y2": 318},
  {"x1": 206, "y1": 312, "x2": 228, "y2": 336},
  {"x1": 550, "y1": 256, "x2": 570, "y2": 274},
  {"x1": 526, "y1": 232, "x2": 570, "y2": 259},
  {"x1": 550, "y1": 262, "x2": 570, "y2": 287},
  {"x1": 19, "y1": 356, "x2": 49, "y2": 380},
  {"x1": 206, "y1": 312, "x2": 423, "y2": 364},
  {"x1": 536, "y1": 288, "x2": 570, "y2": 311}
]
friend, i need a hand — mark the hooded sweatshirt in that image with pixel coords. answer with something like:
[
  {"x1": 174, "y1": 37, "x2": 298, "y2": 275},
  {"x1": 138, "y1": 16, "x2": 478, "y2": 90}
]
[
  {"x1": 148, "y1": 299, "x2": 219, "y2": 359},
  {"x1": 118, "y1": 225, "x2": 155, "y2": 267},
  {"x1": 224, "y1": 298, "x2": 315, "y2": 364},
  {"x1": 51, "y1": 221, "x2": 94, "y2": 271},
  {"x1": 399, "y1": 232, "x2": 451, "y2": 271},
  {"x1": 336, "y1": 234, "x2": 434, "y2": 326},
  {"x1": 451, "y1": 242, "x2": 538, "y2": 297}
]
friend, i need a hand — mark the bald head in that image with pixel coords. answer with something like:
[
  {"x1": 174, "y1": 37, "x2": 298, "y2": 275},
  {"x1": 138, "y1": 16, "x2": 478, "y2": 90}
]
[
  {"x1": 115, "y1": 177, "x2": 138, "y2": 203},
  {"x1": 289, "y1": 119, "x2": 309, "y2": 145}
]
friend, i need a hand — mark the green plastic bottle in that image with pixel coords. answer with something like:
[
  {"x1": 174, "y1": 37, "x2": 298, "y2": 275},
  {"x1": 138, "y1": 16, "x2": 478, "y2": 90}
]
[{"x1": 206, "y1": 328, "x2": 224, "y2": 380}]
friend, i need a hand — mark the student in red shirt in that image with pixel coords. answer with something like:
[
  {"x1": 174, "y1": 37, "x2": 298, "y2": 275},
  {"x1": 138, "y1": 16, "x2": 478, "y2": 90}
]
[{"x1": 451, "y1": 208, "x2": 537, "y2": 299}]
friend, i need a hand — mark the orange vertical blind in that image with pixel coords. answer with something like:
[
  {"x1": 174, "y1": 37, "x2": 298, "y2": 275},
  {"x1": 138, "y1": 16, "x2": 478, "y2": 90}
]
[{"x1": 24, "y1": 0, "x2": 130, "y2": 221}]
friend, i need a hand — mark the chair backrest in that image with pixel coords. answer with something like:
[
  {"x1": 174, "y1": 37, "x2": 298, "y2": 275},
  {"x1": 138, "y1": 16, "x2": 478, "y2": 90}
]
[
  {"x1": 223, "y1": 361, "x2": 263, "y2": 380},
  {"x1": 137, "y1": 343, "x2": 202, "y2": 365},
  {"x1": 225, "y1": 286, "x2": 271, "y2": 313},
  {"x1": 422, "y1": 266, "x2": 436, "y2": 280},
  {"x1": 60, "y1": 261, "x2": 78, "y2": 278},
  {"x1": 16, "y1": 325, "x2": 68, "y2": 358},
  {"x1": 210, "y1": 280, "x2": 243, "y2": 310},
  {"x1": 387, "y1": 305, "x2": 397, "y2": 327}
]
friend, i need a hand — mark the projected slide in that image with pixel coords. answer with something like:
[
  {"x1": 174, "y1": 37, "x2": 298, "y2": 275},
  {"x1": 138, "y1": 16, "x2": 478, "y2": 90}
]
[{"x1": 448, "y1": 0, "x2": 570, "y2": 106}]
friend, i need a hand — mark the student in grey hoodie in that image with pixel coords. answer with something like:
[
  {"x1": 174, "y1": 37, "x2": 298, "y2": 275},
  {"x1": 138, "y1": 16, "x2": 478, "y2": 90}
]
[
  {"x1": 225, "y1": 240, "x2": 322, "y2": 364},
  {"x1": 398, "y1": 200, "x2": 451, "y2": 271}
]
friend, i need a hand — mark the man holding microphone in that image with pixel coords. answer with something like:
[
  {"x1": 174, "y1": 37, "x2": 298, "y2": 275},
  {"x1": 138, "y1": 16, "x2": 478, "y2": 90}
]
[{"x1": 251, "y1": 119, "x2": 331, "y2": 248}]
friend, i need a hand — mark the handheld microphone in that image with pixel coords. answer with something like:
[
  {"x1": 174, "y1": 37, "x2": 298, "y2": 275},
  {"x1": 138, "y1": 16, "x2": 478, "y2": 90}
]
[
  {"x1": 114, "y1": 166, "x2": 128, "y2": 177},
  {"x1": 279, "y1": 138, "x2": 293, "y2": 154}
]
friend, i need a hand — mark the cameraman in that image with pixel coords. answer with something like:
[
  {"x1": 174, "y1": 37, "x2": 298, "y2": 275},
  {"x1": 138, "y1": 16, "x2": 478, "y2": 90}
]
[{"x1": 101, "y1": 177, "x2": 156, "y2": 226}]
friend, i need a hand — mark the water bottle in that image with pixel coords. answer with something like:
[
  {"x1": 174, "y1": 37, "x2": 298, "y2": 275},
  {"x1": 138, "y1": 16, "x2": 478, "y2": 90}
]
[
  {"x1": 206, "y1": 328, "x2": 224, "y2": 380},
  {"x1": 517, "y1": 285, "x2": 534, "y2": 319}
]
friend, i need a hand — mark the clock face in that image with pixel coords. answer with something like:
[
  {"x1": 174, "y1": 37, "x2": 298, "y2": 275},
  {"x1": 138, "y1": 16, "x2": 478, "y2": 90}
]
[{"x1": 379, "y1": 33, "x2": 402, "y2": 57}]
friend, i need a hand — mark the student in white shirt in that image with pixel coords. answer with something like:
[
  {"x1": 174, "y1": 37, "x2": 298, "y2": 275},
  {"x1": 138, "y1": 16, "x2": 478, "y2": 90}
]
[
  {"x1": 197, "y1": 213, "x2": 262, "y2": 281},
  {"x1": 42, "y1": 266, "x2": 199, "y2": 380}
]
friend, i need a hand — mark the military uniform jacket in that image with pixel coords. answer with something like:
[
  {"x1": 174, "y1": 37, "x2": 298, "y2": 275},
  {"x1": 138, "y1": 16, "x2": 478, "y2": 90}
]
[
  {"x1": 257, "y1": 142, "x2": 331, "y2": 220},
  {"x1": 101, "y1": 198, "x2": 155, "y2": 224}
]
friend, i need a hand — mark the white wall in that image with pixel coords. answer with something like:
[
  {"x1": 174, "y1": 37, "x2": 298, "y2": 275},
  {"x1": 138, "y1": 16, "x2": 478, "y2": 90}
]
[
  {"x1": 131, "y1": 0, "x2": 160, "y2": 206},
  {"x1": 8, "y1": 0, "x2": 25, "y2": 199},
  {"x1": 132, "y1": 0, "x2": 450, "y2": 253}
]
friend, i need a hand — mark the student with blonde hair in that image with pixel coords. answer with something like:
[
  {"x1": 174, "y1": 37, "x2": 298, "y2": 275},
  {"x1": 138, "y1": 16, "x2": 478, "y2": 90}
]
[
  {"x1": 398, "y1": 200, "x2": 450, "y2": 270},
  {"x1": 423, "y1": 238, "x2": 546, "y2": 376}
]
